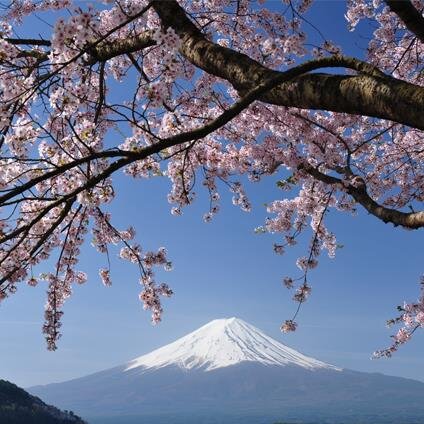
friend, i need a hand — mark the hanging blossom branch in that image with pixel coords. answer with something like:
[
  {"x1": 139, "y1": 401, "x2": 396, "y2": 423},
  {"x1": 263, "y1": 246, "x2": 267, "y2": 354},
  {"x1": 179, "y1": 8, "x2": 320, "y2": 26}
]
[
  {"x1": 152, "y1": 0, "x2": 424, "y2": 131},
  {"x1": 1, "y1": 49, "x2": 385, "y2": 348},
  {"x1": 0, "y1": 0, "x2": 422, "y2": 353},
  {"x1": 279, "y1": 189, "x2": 335, "y2": 333},
  {"x1": 374, "y1": 276, "x2": 424, "y2": 358}
]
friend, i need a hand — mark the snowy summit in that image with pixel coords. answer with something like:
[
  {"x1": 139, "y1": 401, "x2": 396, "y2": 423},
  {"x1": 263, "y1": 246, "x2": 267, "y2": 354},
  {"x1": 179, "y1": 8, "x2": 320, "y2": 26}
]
[{"x1": 125, "y1": 317, "x2": 340, "y2": 372}]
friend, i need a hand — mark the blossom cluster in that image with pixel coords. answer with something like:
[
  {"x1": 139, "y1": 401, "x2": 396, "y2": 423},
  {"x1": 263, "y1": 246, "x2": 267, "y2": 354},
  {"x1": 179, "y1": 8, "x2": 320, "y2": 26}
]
[
  {"x1": 0, "y1": 0, "x2": 422, "y2": 353},
  {"x1": 374, "y1": 276, "x2": 424, "y2": 358}
]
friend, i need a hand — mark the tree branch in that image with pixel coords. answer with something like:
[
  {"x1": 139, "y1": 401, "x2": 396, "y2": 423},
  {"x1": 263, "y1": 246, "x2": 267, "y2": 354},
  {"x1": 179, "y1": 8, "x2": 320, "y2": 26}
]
[
  {"x1": 0, "y1": 56, "x2": 357, "y2": 209},
  {"x1": 4, "y1": 37, "x2": 51, "y2": 46},
  {"x1": 152, "y1": 0, "x2": 424, "y2": 130},
  {"x1": 87, "y1": 32, "x2": 155, "y2": 64},
  {"x1": 385, "y1": 0, "x2": 424, "y2": 43},
  {"x1": 300, "y1": 163, "x2": 424, "y2": 229}
]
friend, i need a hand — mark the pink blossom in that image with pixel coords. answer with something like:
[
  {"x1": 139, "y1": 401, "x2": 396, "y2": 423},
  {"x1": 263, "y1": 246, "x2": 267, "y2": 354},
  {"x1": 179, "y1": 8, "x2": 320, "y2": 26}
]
[
  {"x1": 281, "y1": 320, "x2": 298, "y2": 333},
  {"x1": 393, "y1": 328, "x2": 410, "y2": 344},
  {"x1": 0, "y1": 0, "x2": 422, "y2": 354},
  {"x1": 415, "y1": 312, "x2": 424, "y2": 326}
]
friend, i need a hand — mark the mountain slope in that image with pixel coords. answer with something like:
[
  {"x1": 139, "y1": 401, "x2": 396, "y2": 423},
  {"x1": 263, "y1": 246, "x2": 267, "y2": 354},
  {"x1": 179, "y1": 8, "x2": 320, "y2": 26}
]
[
  {"x1": 125, "y1": 317, "x2": 340, "y2": 372},
  {"x1": 29, "y1": 318, "x2": 424, "y2": 424},
  {"x1": 0, "y1": 379, "x2": 86, "y2": 424}
]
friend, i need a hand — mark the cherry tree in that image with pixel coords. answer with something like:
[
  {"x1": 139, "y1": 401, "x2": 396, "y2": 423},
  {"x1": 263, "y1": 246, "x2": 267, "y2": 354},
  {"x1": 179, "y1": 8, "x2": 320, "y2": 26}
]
[{"x1": 0, "y1": 0, "x2": 422, "y2": 353}]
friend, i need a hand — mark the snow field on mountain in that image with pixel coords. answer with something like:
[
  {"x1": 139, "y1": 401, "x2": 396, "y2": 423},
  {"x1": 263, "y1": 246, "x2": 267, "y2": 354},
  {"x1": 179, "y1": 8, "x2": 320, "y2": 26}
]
[{"x1": 125, "y1": 317, "x2": 341, "y2": 372}]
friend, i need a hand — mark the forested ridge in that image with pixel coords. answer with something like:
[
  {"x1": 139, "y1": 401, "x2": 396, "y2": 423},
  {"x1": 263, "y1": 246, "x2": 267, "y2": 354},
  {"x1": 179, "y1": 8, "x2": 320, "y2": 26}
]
[{"x1": 0, "y1": 379, "x2": 86, "y2": 424}]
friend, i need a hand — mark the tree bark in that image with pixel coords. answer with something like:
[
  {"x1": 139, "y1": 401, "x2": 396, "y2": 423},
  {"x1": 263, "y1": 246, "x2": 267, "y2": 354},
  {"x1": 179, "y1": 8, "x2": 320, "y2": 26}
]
[
  {"x1": 385, "y1": 0, "x2": 424, "y2": 44},
  {"x1": 152, "y1": 0, "x2": 424, "y2": 130}
]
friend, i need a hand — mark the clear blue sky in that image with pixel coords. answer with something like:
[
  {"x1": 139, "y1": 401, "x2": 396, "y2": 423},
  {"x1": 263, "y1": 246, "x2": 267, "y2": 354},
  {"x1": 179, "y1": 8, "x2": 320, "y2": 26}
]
[{"x1": 1, "y1": 1, "x2": 423, "y2": 388}]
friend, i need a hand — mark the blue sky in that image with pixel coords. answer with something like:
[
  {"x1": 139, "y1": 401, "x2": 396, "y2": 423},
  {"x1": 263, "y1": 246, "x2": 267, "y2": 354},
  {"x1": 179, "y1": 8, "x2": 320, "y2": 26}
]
[
  {"x1": 1, "y1": 1, "x2": 423, "y2": 388},
  {"x1": 2, "y1": 171, "x2": 423, "y2": 387}
]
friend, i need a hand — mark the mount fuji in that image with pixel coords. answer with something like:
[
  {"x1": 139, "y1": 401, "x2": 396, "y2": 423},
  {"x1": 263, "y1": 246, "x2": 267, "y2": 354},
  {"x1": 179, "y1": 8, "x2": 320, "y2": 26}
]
[
  {"x1": 125, "y1": 317, "x2": 340, "y2": 372},
  {"x1": 30, "y1": 318, "x2": 424, "y2": 424}
]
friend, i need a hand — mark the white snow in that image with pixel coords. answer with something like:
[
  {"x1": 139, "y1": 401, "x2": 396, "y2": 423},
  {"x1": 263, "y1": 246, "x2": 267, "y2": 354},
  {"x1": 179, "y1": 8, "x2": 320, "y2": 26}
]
[{"x1": 125, "y1": 317, "x2": 341, "y2": 372}]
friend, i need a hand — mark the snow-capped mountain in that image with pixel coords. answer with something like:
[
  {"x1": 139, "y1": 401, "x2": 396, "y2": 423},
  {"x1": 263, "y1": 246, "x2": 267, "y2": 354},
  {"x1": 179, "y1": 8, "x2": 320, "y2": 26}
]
[
  {"x1": 125, "y1": 317, "x2": 340, "y2": 372},
  {"x1": 29, "y1": 318, "x2": 424, "y2": 424}
]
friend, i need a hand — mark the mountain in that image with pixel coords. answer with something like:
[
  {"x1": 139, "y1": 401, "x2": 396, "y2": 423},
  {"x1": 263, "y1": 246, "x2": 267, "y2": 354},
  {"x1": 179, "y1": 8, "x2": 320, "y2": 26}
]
[
  {"x1": 29, "y1": 317, "x2": 424, "y2": 424},
  {"x1": 0, "y1": 379, "x2": 86, "y2": 424},
  {"x1": 125, "y1": 316, "x2": 340, "y2": 372}
]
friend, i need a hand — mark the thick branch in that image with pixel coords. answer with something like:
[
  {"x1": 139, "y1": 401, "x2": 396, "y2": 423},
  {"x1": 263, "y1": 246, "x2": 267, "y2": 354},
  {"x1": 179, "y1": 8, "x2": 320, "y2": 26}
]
[
  {"x1": 0, "y1": 57, "x2": 348, "y2": 209},
  {"x1": 301, "y1": 163, "x2": 424, "y2": 229},
  {"x1": 386, "y1": 0, "x2": 424, "y2": 43},
  {"x1": 87, "y1": 32, "x2": 155, "y2": 64},
  {"x1": 350, "y1": 185, "x2": 424, "y2": 229},
  {"x1": 152, "y1": 0, "x2": 424, "y2": 130},
  {"x1": 4, "y1": 37, "x2": 51, "y2": 46}
]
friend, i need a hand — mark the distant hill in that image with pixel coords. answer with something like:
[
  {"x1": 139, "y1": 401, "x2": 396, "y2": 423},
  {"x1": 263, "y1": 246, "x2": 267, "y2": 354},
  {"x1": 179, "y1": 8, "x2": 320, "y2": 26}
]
[{"x1": 0, "y1": 379, "x2": 86, "y2": 424}]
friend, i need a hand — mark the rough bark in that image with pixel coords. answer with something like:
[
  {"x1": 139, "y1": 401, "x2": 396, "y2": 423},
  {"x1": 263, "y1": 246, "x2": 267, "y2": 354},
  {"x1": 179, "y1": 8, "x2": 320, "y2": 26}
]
[
  {"x1": 386, "y1": 0, "x2": 424, "y2": 43},
  {"x1": 149, "y1": 0, "x2": 424, "y2": 229},
  {"x1": 152, "y1": 0, "x2": 424, "y2": 131},
  {"x1": 87, "y1": 32, "x2": 155, "y2": 64}
]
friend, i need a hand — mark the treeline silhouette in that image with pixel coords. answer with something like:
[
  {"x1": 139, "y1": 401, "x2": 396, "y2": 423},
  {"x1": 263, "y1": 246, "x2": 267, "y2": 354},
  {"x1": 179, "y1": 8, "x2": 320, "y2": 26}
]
[{"x1": 0, "y1": 379, "x2": 86, "y2": 424}]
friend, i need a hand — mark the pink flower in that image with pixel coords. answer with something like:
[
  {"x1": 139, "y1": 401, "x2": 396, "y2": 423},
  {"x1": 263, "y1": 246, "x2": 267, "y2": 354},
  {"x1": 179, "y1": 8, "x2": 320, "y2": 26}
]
[
  {"x1": 415, "y1": 312, "x2": 424, "y2": 326},
  {"x1": 283, "y1": 277, "x2": 294, "y2": 289},
  {"x1": 99, "y1": 269, "x2": 112, "y2": 287},
  {"x1": 273, "y1": 244, "x2": 284, "y2": 255},
  {"x1": 281, "y1": 320, "x2": 297, "y2": 333},
  {"x1": 27, "y1": 278, "x2": 38, "y2": 287},
  {"x1": 75, "y1": 271, "x2": 87, "y2": 285},
  {"x1": 293, "y1": 284, "x2": 312, "y2": 302},
  {"x1": 394, "y1": 328, "x2": 410, "y2": 344}
]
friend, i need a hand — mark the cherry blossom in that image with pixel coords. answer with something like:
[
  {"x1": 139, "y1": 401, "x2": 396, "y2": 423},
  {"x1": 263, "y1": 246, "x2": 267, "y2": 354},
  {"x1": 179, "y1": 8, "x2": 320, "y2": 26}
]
[{"x1": 0, "y1": 0, "x2": 422, "y2": 352}]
